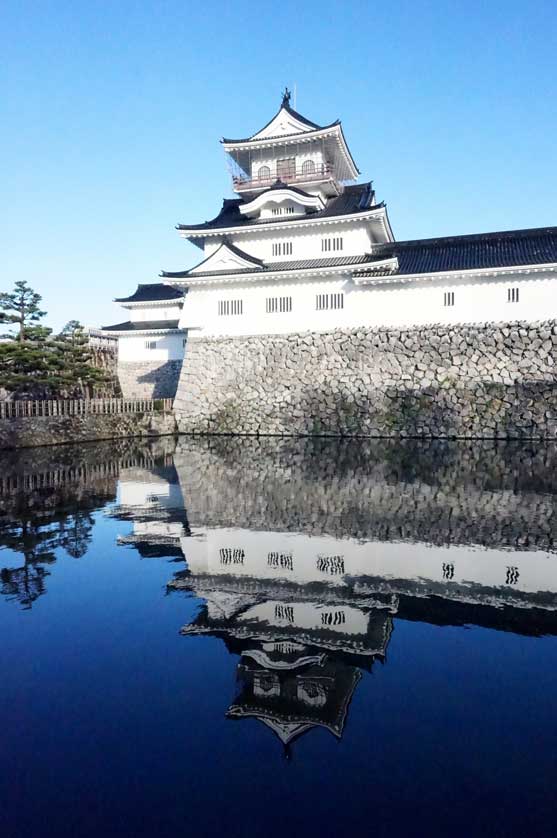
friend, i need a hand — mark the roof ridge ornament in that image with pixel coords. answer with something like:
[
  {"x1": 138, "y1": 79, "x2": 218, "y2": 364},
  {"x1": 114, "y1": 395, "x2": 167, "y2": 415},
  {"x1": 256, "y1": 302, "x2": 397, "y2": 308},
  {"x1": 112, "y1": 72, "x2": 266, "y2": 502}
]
[{"x1": 282, "y1": 87, "x2": 291, "y2": 107}]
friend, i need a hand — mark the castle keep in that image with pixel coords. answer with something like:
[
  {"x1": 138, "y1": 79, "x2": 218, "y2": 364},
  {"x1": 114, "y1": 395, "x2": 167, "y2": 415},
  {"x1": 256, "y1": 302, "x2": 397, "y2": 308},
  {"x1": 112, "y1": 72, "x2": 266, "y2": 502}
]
[{"x1": 104, "y1": 92, "x2": 557, "y2": 437}]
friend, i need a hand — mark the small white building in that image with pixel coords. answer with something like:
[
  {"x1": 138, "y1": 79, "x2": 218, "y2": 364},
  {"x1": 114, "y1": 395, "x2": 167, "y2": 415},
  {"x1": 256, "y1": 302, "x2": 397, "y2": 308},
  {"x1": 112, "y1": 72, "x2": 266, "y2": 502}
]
[{"x1": 103, "y1": 283, "x2": 186, "y2": 362}]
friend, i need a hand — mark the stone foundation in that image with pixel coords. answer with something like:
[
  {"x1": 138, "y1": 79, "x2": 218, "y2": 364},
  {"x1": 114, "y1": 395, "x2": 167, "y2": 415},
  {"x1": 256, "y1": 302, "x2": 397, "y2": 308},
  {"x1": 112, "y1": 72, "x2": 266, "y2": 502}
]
[
  {"x1": 174, "y1": 320, "x2": 557, "y2": 438},
  {"x1": 118, "y1": 360, "x2": 182, "y2": 399},
  {"x1": 0, "y1": 412, "x2": 177, "y2": 450}
]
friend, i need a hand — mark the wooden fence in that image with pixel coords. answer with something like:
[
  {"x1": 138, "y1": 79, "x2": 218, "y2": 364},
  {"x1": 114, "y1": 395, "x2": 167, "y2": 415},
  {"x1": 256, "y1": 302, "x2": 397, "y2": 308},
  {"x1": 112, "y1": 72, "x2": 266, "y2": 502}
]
[
  {"x1": 0, "y1": 398, "x2": 174, "y2": 420},
  {"x1": 0, "y1": 451, "x2": 175, "y2": 494}
]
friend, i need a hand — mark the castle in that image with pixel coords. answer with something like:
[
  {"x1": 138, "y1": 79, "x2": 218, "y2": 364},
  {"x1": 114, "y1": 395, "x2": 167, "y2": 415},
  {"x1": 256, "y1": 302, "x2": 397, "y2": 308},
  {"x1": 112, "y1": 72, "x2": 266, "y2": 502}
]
[{"x1": 103, "y1": 92, "x2": 557, "y2": 437}]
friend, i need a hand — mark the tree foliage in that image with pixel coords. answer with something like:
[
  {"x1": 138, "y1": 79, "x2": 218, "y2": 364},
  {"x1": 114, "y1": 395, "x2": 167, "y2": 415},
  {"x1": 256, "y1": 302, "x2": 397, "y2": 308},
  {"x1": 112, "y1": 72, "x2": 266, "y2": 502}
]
[
  {"x1": 0, "y1": 282, "x2": 112, "y2": 397},
  {"x1": 0, "y1": 280, "x2": 46, "y2": 341}
]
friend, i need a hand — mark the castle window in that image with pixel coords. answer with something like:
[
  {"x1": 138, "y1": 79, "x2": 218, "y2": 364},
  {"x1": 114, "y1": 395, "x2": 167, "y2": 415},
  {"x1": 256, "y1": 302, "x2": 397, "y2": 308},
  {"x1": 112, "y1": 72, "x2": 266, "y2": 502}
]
[
  {"x1": 301, "y1": 159, "x2": 316, "y2": 175},
  {"x1": 275, "y1": 604, "x2": 295, "y2": 623},
  {"x1": 271, "y1": 206, "x2": 296, "y2": 216},
  {"x1": 316, "y1": 293, "x2": 344, "y2": 311},
  {"x1": 321, "y1": 609, "x2": 346, "y2": 626},
  {"x1": 508, "y1": 287, "x2": 520, "y2": 303},
  {"x1": 277, "y1": 157, "x2": 296, "y2": 181},
  {"x1": 272, "y1": 241, "x2": 293, "y2": 256},
  {"x1": 316, "y1": 555, "x2": 345, "y2": 575},
  {"x1": 219, "y1": 547, "x2": 245, "y2": 565},
  {"x1": 258, "y1": 165, "x2": 270, "y2": 180},
  {"x1": 444, "y1": 292, "x2": 455, "y2": 307},
  {"x1": 321, "y1": 237, "x2": 343, "y2": 252},
  {"x1": 218, "y1": 299, "x2": 243, "y2": 316},
  {"x1": 144, "y1": 340, "x2": 157, "y2": 349},
  {"x1": 268, "y1": 552, "x2": 294, "y2": 571},
  {"x1": 266, "y1": 296, "x2": 292, "y2": 314}
]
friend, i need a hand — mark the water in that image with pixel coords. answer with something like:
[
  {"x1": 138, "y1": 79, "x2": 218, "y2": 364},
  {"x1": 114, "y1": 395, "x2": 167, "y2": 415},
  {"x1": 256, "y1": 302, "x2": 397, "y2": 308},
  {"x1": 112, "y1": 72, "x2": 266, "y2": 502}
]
[{"x1": 1, "y1": 436, "x2": 556, "y2": 838}]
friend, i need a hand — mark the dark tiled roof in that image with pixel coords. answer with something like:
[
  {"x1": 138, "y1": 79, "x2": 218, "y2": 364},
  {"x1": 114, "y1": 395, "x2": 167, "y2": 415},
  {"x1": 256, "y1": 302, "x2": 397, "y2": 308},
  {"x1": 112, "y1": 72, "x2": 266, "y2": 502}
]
[
  {"x1": 361, "y1": 226, "x2": 557, "y2": 276},
  {"x1": 221, "y1": 102, "x2": 337, "y2": 144},
  {"x1": 114, "y1": 283, "x2": 184, "y2": 303},
  {"x1": 176, "y1": 182, "x2": 377, "y2": 233},
  {"x1": 161, "y1": 254, "x2": 381, "y2": 280},
  {"x1": 102, "y1": 319, "x2": 182, "y2": 332}
]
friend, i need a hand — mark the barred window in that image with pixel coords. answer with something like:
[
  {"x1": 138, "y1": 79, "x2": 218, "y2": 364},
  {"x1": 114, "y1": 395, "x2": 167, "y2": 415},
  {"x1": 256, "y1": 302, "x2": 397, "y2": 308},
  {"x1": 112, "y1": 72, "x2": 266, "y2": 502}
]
[
  {"x1": 301, "y1": 159, "x2": 316, "y2": 175},
  {"x1": 272, "y1": 241, "x2": 293, "y2": 256},
  {"x1": 275, "y1": 604, "x2": 295, "y2": 623},
  {"x1": 268, "y1": 552, "x2": 294, "y2": 571},
  {"x1": 271, "y1": 206, "x2": 295, "y2": 216},
  {"x1": 508, "y1": 287, "x2": 520, "y2": 303},
  {"x1": 321, "y1": 237, "x2": 343, "y2": 252},
  {"x1": 321, "y1": 609, "x2": 346, "y2": 626},
  {"x1": 316, "y1": 555, "x2": 345, "y2": 575},
  {"x1": 144, "y1": 340, "x2": 157, "y2": 349},
  {"x1": 219, "y1": 547, "x2": 245, "y2": 565},
  {"x1": 258, "y1": 165, "x2": 270, "y2": 180},
  {"x1": 218, "y1": 299, "x2": 243, "y2": 316},
  {"x1": 266, "y1": 296, "x2": 292, "y2": 314},
  {"x1": 316, "y1": 293, "x2": 344, "y2": 311},
  {"x1": 444, "y1": 291, "x2": 455, "y2": 307}
]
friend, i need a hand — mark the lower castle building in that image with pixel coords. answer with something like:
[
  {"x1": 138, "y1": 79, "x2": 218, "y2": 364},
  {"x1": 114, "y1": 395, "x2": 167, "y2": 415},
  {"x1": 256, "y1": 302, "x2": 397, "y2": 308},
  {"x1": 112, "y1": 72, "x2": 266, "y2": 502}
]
[{"x1": 103, "y1": 91, "x2": 557, "y2": 399}]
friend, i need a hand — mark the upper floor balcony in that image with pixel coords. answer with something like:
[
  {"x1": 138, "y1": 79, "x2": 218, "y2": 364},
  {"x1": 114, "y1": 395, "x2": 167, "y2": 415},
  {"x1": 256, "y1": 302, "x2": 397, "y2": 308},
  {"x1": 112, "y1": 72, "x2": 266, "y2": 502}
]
[{"x1": 233, "y1": 161, "x2": 338, "y2": 195}]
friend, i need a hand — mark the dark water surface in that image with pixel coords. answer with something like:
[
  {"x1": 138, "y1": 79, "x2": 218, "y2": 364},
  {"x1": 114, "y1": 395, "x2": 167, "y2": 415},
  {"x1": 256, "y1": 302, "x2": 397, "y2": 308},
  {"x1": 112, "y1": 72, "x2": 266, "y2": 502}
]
[{"x1": 1, "y1": 436, "x2": 557, "y2": 838}]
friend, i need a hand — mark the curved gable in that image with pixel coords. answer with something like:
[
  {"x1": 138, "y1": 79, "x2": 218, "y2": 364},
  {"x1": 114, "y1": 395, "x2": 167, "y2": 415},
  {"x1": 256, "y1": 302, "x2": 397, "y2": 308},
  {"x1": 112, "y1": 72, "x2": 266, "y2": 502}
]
[{"x1": 188, "y1": 242, "x2": 264, "y2": 275}]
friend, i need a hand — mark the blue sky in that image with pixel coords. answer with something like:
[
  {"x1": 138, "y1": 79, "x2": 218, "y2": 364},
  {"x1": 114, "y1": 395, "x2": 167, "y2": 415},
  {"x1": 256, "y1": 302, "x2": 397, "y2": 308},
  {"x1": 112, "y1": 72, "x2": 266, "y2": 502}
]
[{"x1": 2, "y1": 0, "x2": 556, "y2": 330}]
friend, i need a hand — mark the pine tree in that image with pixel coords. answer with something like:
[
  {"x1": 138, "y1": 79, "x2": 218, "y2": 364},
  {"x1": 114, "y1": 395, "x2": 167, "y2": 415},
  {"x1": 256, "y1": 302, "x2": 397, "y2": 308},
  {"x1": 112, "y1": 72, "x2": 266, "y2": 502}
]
[
  {"x1": 0, "y1": 280, "x2": 47, "y2": 342},
  {"x1": 0, "y1": 292, "x2": 111, "y2": 397},
  {"x1": 53, "y1": 320, "x2": 110, "y2": 396}
]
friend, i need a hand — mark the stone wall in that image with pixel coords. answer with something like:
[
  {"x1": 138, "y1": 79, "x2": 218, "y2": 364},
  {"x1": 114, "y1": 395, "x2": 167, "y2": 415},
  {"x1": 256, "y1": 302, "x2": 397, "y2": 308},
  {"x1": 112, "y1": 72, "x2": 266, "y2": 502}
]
[
  {"x1": 174, "y1": 321, "x2": 557, "y2": 438},
  {"x1": 0, "y1": 412, "x2": 177, "y2": 450},
  {"x1": 91, "y1": 346, "x2": 121, "y2": 396},
  {"x1": 118, "y1": 360, "x2": 182, "y2": 399}
]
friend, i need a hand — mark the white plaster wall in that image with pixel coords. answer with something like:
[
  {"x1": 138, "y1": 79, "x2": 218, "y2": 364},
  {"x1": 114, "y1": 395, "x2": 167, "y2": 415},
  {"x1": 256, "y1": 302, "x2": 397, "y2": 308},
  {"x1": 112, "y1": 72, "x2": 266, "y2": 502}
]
[
  {"x1": 118, "y1": 332, "x2": 186, "y2": 361},
  {"x1": 196, "y1": 224, "x2": 375, "y2": 265},
  {"x1": 179, "y1": 272, "x2": 557, "y2": 336},
  {"x1": 182, "y1": 527, "x2": 557, "y2": 596},
  {"x1": 130, "y1": 304, "x2": 182, "y2": 323},
  {"x1": 249, "y1": 148, "x2": 326, "y2": 180}
]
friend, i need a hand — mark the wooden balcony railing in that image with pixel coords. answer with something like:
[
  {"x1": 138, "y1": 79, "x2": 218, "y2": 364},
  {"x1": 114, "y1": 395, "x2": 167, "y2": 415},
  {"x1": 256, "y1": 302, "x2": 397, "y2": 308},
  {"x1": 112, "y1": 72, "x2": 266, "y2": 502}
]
[{"x1": 233, "y1": 163, "x2": 334, "y2": 190}]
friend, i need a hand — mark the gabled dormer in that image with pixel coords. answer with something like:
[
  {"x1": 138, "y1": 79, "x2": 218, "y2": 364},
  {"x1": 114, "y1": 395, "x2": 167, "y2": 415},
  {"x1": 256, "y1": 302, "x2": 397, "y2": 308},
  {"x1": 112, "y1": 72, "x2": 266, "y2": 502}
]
[
  {"x1": 187, "y1": 241, "x2": 264, "y2": 275},
  {"x1": 222, "y1": 89, "x2": 359, "y2": 198}
]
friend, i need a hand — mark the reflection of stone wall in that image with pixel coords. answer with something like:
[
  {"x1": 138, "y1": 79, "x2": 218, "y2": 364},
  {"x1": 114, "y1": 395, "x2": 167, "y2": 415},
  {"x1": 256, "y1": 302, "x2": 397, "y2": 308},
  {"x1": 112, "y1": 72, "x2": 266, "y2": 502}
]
[
  {"x1": 174, "y1": 437, "x2": 557, "y2": 551},
  {"x1": 118, "y1": 360, "x2": 182, "y2": 399},
  {"x1": 174, "y1": 321, "x2": 557, "y2": 438}
]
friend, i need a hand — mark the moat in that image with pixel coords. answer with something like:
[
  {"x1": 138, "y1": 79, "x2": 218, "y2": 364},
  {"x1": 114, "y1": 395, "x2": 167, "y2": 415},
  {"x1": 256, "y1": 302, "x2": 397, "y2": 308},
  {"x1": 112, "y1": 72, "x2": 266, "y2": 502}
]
[{"x1": 1, "y1": 436, "x2": 556, "y2": 837}]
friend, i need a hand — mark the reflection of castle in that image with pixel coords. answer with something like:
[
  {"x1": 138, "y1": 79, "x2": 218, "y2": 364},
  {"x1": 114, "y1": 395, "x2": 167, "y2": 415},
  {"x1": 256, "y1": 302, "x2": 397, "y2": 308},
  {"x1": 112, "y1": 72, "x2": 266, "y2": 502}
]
[
  {"x1": 178, "y1": 569, "x2": 394, "y2": 746},
  {"x1": 107, "y1": 464, "x2": 190, "y2": 558},
  {"x1": 108, "y1": 437, "x2": 557, "y2": 748}
]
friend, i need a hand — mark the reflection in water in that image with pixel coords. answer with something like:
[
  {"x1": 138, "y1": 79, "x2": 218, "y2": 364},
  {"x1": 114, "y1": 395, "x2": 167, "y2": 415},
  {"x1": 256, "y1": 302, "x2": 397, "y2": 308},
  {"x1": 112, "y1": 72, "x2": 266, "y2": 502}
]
[
  {"x1": 0, "y1": 438, "x2": 176, "y2": 607},
  {"x1": 104, "y1": 436, "x2": 557, "y2": 749},
  {"x1": 3, "y1": 436, "x2": 557, "y2": 835},
  {"x1": 2, "y1": 436, "x2": 557, "y2": 748}
]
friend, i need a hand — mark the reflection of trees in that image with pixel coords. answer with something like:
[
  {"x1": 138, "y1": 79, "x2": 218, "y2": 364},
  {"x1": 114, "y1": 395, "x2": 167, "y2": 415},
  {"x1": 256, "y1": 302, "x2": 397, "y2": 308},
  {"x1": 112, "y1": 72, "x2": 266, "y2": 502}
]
[
  {"x1": 0, "y1": 491, "x2": 111, "y2": 609},
  {"x1": 57, "y1": 510, "x2": 95, "y2": 559}
]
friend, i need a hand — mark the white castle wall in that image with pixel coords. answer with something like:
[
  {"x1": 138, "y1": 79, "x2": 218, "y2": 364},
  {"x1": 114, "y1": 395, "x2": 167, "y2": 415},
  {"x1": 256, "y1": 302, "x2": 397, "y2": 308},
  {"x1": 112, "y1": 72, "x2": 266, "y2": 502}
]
[
  {"x1": 179, "y1": 272, "x2": 557, "y2": 336},
  {"x1": 199, "y1": 222, "x2": 379, "y2": 261},
  {"x1": 118, "y1": 333, "x2": 185, "y2": 362}
]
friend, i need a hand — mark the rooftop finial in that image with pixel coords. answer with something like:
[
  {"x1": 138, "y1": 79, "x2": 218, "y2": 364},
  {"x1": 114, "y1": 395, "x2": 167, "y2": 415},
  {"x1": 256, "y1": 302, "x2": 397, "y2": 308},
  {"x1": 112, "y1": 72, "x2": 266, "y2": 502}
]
[{"x1": 282, "y1": 87, "x2": 291, "y2": 107}]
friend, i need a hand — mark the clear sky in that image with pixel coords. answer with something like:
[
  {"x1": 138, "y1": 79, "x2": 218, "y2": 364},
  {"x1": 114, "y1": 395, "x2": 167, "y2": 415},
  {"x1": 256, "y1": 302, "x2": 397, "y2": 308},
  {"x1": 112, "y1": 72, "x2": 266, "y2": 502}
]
[{"x1": 2, "y1": 0, "x2": 556, "y2": 331}]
